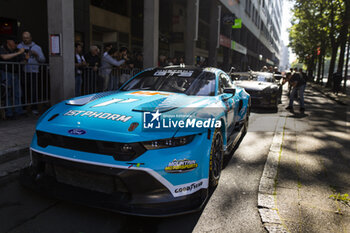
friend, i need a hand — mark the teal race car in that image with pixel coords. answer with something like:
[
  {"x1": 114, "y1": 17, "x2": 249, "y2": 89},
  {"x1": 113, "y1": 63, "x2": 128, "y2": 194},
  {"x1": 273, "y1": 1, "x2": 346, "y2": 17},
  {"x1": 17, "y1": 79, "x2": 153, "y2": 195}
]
[{"x1": 21, "y1": 66, "x2": 251, "y2": 216}]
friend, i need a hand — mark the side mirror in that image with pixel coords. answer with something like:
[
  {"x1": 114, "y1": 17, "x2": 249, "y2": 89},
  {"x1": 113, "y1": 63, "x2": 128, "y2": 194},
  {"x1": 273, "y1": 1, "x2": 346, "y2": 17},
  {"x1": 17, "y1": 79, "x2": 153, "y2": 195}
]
[{"x1": 222, "y1": 88, "x2": 236, "y2": 101}]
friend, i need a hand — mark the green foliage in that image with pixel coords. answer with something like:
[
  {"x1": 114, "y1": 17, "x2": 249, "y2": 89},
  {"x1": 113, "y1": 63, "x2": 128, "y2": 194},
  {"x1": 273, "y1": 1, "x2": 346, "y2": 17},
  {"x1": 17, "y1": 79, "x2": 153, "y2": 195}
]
[
  {"x1": 288, "y1": 0, "x2": 346, "y2": 69},
  {"x1": 329, "y1": 193, "x2": 350, "y2": 205}
]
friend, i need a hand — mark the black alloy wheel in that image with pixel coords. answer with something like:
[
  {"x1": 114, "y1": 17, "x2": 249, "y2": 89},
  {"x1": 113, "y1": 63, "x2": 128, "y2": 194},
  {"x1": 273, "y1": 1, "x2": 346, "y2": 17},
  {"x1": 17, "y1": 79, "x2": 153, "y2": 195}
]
[{"x1": 209, "y1": 129, "x2": 224, "y2": 189}]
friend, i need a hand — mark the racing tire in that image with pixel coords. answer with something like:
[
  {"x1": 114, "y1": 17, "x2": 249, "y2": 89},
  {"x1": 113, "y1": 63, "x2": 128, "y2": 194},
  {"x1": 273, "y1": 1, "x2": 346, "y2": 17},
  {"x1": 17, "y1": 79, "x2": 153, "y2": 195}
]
[
  {"x1": 243, "y1": 106, "x2": 250, "y2": 135},
  {"x1": 209, "y1": 129, "x2": 224, "y2": 190}
]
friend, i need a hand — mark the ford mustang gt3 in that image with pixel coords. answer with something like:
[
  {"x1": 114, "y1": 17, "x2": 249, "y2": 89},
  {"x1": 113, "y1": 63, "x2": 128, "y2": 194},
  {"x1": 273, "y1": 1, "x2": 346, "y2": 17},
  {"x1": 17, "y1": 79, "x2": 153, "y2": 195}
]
[{"x1": 21, "y1": 66, "x2": 250, "y2": 216}]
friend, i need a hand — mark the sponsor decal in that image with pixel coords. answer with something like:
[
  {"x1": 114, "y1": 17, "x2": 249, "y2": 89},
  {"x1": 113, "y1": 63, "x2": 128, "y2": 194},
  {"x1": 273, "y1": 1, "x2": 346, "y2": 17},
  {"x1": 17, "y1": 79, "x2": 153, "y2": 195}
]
[
  {"x1": 127, "y1": 91, "x2": 173, "y2": 96},
  {"x1": 126, "y1": 163, "x2": 145, "y2": 168},
  {"x1": 91, "y1": 98, "x2": 138, "y2": 108},
  {"x1": 154, "y1": 69, "x2": 193, "y2": 77},
  {"x1": 64, "y1": 110, "x2": 132, "y2": 122},
  {"x1": 143, "y1": 110, "x2": 221, "y2": 131},
  {"x1": 128, "y1": 122, "x2": 139, "y2": 132},
  {"x1": 175, "y1": 181, "x2": 203, "y2": 194},
  {"x1": 165, "y1": 159, "x2": 198, "y2": 173},
  {"x1": 68, "y1": 129, "x2": 86, "y2": 135}
]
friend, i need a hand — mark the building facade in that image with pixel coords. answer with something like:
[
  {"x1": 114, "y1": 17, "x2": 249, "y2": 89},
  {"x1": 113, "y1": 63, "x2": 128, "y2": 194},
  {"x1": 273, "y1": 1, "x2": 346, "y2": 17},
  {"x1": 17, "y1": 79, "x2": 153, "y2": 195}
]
[{"x1": 0, "y1": 0, "x2": 284, "y2": 103}]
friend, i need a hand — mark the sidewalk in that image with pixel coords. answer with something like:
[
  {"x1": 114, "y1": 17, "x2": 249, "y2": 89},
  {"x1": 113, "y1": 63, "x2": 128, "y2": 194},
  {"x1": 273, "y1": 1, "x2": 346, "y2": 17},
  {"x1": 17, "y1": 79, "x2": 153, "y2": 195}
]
[
  {"x1": 309, "y1": 82, "x2": 349, "y2": 106},
  {"x1": 259, "y1": 86, "x2": 350, "y2": 232},
  {"x1": 0, "y1": 115, "x2": 38, "y2": 164}
]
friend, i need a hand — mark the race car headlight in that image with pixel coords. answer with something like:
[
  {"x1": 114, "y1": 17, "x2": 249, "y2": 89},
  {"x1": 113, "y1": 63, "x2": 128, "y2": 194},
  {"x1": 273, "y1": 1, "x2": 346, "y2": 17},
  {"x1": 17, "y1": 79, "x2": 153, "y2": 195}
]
[{"x1": 142, "y1": 135, "x2": 195, "y2": 150}]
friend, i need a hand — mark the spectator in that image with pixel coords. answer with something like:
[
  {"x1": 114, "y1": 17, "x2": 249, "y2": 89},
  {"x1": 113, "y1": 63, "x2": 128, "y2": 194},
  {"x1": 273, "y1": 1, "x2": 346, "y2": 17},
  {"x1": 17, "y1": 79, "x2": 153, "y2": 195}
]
[
  {"x1": 179, "y1": 57, "x2": 185, "y2": 66},
  {"x1": 333, "y1": 71, "x2": 342, "y2": 95},
  {"x1": 0, "y1": 36, "x2": 25, "y2": 119},
  {"x1": 286, "y1": 68, "x2": 305, "y2": 113},
  {"x1": 75, "y1": 43, "x2": 87, "y2": 96},
  {"x1": 103, "y1": 43, "x2": 113, "y2": 57},
  {"x1": 85, "y1": 45, "x2": 100, "y2": 70},
  {"x1": 273, "y1": 67, "x2": 281, "y2": 75},
  {"x1": 298, "y1": 68, "x2": 307, "y2": 113},
  {"x1": 84, "y1": 45, "x2": 101, "y2": 93},
  {"x1": 159, "y1": 55, "x2": 167, "y2": 67},
  {"x1": 268, "y1": 66, "x2": 274, "y2": 73},
  {"x1": 113, "y1": 47, "x2": 129, "y2": 88},
  {"x1": 261, "y1": 66, "x2": 268, "y2": 72},
  {"x1": 172, "y1": 57, "x2": 179, "y2": 66},
  {"x1": 17, "y1": 31, "x2": 46, "y2": 115},
  {"x1": 133, "y1": 53, "x2": 143, "y2": 70},
  {"x1": 99, "y1": 47, "x2": 126, "y2": 91}
]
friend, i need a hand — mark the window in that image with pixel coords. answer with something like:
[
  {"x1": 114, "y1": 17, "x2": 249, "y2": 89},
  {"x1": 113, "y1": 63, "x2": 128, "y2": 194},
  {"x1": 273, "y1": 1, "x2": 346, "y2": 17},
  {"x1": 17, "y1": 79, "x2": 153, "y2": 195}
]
[
  {"x1": 218, "y1": 73, "x2": 233, "y2": 94},
  {"x1": 91, "y1": 0, "x2": 129, "y2": 16},
  {"x1": 245, "y1": 0, "x2": 251, "y2": 17}
]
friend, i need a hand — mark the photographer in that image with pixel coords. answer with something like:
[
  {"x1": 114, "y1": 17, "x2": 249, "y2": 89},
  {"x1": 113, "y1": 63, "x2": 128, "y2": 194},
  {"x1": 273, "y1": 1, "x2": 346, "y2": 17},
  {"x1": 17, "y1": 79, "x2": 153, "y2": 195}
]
[{"x1": 17, "y1": 31, "x2": 46, "y2": 115}]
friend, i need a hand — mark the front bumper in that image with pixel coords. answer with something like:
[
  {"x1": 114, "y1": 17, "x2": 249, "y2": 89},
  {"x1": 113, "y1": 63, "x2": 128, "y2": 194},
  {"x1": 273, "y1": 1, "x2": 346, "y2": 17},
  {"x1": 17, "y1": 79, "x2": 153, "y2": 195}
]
[
  {"x1": 249, "y1": 93, "x2": 277, "y2": 108},
  {"x1": 20, "y1": 150, "x2": 208, "y2": 217}
]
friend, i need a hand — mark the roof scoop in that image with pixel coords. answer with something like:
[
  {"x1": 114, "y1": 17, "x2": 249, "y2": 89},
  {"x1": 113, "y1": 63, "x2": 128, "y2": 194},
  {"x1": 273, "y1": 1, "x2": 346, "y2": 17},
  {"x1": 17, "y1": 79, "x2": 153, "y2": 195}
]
[{"x1": 66, "y1": 91, "x2": 115, "y2": 106}]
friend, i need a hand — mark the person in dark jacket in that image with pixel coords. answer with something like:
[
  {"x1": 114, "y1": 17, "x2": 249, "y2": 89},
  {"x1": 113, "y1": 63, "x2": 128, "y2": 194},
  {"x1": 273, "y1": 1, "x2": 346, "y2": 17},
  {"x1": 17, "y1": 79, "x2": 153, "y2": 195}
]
[
  {"x1": 0, "y1": 36, "x2": 25, "y2": 118},
  {"x1": 286, "y1": 68, "x2": 306, "y2": 113},
  {"x1": 85, "y1": 45, "x2": 100, "y2": 69},
  {"x1": 333, "y1": 71, "x2": 342, "y2": 95},
  {"x1": 75, "y1": 43, "x2": 87, "y2": 96},
  {"x1": 84, "y1": 45, "x2": 101, "y2": 93}
]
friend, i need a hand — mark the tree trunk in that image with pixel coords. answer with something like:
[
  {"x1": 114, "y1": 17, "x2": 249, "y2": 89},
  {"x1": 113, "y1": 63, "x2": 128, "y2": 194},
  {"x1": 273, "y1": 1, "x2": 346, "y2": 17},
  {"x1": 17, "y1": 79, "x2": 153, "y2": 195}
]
[
  {"x1": 344, "y1": 37, "x2": 350, "y2": 89},
  {"x1": 337, "y1": 27, "x2": 349, "y2": 74},
  {"x1": 327, "y1": 45, "x2": 338, "y2": 87},
  {"x1": 321, "y1": 55, "x2": 325, "y2": 83},
  {"x1": 307, "y1": 56, "x2": 315, "y2": 81},
  {"x1": 337, "y1": 0, "x2": 350, "y2": 74},
  {"x1": 316, "y1": 54, "x2": 321, "y2": 83},
  {"x1": 326, "y1": 2, "x2": 338, "y2": 87}
]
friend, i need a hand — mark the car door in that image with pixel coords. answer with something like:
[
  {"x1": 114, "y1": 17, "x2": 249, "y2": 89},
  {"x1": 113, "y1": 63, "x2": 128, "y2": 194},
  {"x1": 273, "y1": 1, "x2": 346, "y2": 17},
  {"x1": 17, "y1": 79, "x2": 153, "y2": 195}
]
[{"x1": 218, "y1": 73, "x2": 236, "y2": 137}]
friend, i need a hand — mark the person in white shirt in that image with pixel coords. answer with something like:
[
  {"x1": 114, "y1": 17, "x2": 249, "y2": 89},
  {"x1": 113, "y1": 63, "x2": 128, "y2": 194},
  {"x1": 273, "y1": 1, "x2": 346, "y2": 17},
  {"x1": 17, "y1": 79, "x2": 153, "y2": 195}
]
[
  {"x1": 99, "y1": 47, "x2": 127, "y2": 91},
  {"x1": 103, "y1": 43, "x2": 113, "y2": 57}
]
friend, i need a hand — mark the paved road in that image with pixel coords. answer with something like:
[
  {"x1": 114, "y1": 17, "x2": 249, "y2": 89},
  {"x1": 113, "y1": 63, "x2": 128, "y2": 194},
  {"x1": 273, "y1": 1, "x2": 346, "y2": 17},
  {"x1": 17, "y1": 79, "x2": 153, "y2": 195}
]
[
  {"x1": 0, "y1": 108, "x2": 282, "y2": 233},
  {"x1": 1, "y1": 85, "x2": 347, "y2": 233}
]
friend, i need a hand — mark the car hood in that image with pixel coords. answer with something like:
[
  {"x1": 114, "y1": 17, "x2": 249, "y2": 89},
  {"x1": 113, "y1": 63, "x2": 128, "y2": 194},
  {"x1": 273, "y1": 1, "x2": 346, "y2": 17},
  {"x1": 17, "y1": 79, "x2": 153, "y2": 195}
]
[
  {"x1": 36, "y1": 90, "x2": 218, "y2": 142},
  {"x1": 234, "y1": 80, "x2": 273, "y2": 91}
]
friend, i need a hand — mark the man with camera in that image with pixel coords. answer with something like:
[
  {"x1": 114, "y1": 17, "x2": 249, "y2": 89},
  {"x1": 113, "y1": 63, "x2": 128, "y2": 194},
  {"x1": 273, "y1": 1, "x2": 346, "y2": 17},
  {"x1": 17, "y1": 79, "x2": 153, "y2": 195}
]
[{"x1": 17, "y1": 31, "x2": 46, "y2": 115}]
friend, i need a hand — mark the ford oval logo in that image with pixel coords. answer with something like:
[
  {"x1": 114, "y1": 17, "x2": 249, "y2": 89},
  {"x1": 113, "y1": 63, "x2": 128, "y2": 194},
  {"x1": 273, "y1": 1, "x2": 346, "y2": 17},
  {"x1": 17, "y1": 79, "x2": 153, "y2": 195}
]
[{"x1": 68, "y1": 129, "x2": 86, "y2": 135}]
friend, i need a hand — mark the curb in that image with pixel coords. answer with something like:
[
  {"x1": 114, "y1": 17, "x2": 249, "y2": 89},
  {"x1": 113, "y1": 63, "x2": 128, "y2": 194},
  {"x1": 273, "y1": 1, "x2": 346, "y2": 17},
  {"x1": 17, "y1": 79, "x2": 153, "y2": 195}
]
[
  {"x1": 257, "y1": 114, "x2": 287, "y2": 233},
  {"x1": 0, "y1": 146, "x2": 29, "y2": 164}
]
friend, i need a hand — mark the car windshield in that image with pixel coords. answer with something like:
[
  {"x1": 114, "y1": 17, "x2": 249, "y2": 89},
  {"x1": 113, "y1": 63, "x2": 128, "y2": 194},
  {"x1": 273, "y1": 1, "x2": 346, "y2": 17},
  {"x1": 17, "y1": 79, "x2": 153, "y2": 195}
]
[
  {"x1": 121, "y1": 69, "x2": 216, "y2": 96},
  {"x1": 252, "y1": 73, "x2": 274, "y2": 82},
  {"x1": 236, "y1": 76, "x2": 250, "y2": 80}
]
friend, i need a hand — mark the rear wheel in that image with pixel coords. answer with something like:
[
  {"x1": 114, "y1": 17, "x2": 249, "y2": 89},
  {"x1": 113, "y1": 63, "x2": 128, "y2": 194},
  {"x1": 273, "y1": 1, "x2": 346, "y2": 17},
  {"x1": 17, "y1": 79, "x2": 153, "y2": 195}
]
[{"x1": 209, "y1": 129, "x2": 224, "y2": 190}]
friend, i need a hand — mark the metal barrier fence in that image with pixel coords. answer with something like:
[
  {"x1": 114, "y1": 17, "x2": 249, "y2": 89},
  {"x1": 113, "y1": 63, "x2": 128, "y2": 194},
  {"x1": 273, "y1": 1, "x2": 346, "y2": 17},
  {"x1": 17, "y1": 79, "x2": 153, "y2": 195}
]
[
  {"x1": 0, "y1": 61, "x2": 50, "y2": 110},
  {"x1": 80, "y1": 67, "x2": 141, "y2": 95},
  {"x1": 0, "y1": 61, "x2": 141, "y2": 110}
]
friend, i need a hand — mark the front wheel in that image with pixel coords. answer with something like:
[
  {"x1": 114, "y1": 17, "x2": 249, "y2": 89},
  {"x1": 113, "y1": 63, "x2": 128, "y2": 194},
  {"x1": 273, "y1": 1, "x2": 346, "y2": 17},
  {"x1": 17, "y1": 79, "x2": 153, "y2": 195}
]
[{"x1": 209, "y1": 129, "x2": 224, "y2": 190}]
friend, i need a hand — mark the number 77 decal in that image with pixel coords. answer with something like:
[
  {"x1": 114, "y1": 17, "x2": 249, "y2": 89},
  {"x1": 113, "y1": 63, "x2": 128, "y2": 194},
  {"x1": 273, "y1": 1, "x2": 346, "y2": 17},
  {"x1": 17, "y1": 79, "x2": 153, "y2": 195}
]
[{"x1": 92, "y1": 98, "x2": 139, "y2": 108}]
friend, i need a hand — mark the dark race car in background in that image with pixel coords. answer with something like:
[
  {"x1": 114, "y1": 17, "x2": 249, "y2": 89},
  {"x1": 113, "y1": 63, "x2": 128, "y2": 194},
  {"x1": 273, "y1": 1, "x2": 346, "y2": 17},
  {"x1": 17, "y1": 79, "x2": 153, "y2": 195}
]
[{"x1": 231, "y1": 71, "x2": 282, "y2": 111}]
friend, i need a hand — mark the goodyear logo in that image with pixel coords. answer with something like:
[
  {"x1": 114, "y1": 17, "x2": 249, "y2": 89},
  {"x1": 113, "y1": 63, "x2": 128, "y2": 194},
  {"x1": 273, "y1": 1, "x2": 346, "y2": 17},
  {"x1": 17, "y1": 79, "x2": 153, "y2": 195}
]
[
  {"x1": 175, "y1": 181, "x2": 203, "y2": 193},
  {"x1": 165, "y1": 159, "x2": 198, "y2": 173}
]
